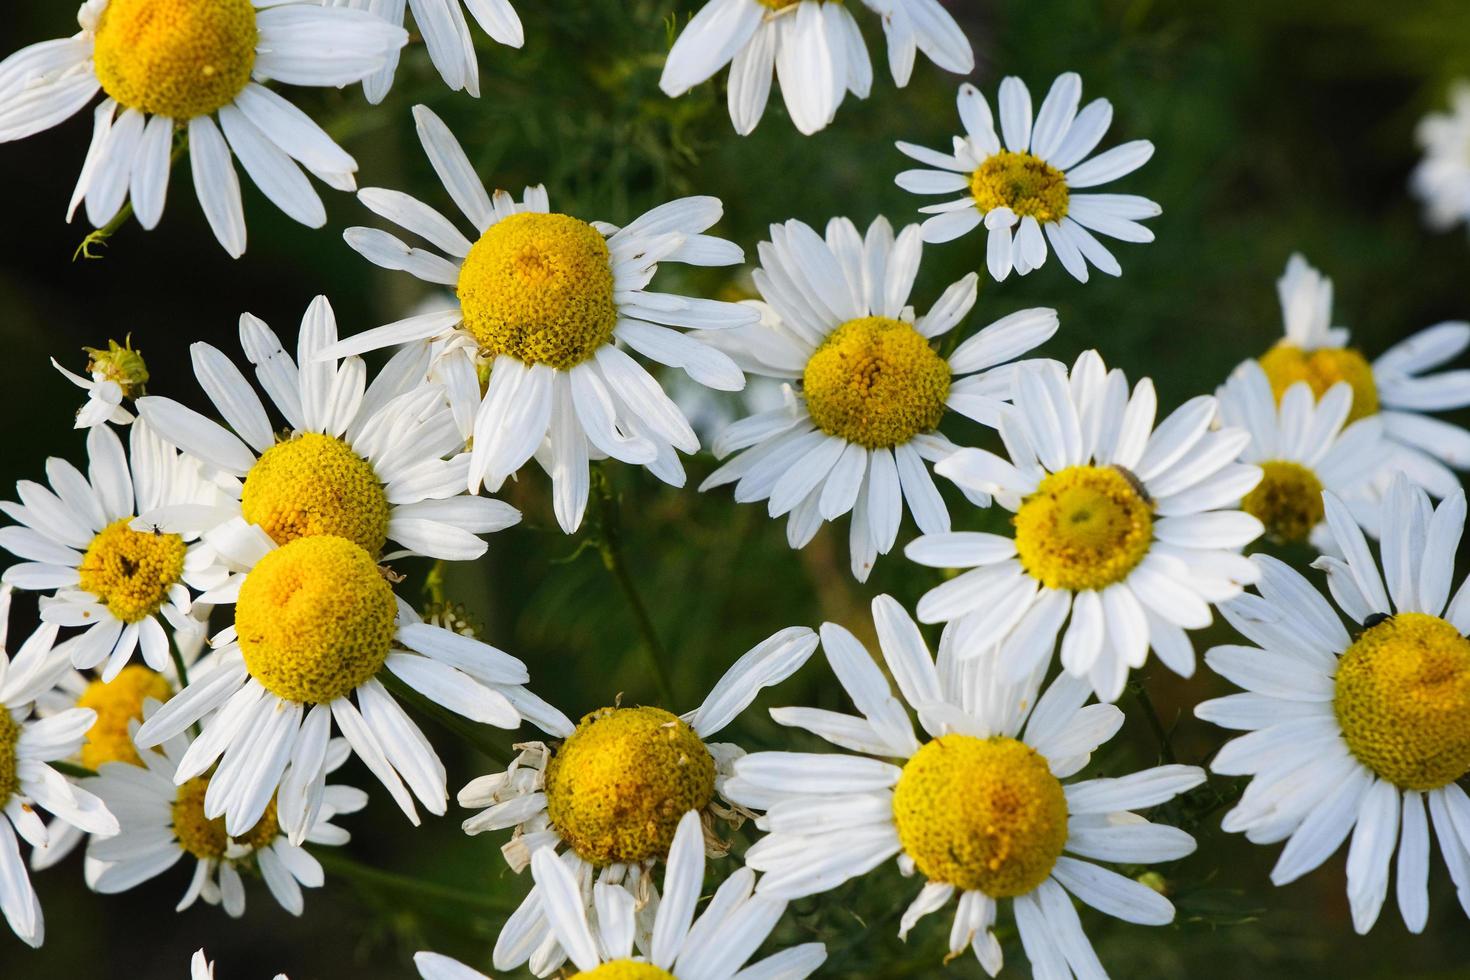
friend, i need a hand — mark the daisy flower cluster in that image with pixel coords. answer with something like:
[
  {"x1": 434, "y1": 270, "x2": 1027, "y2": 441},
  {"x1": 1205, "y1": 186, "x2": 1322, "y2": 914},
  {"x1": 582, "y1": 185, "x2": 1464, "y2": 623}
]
[{"x1": 0, "y1": 1, "x2": 1469, "y2": 978}]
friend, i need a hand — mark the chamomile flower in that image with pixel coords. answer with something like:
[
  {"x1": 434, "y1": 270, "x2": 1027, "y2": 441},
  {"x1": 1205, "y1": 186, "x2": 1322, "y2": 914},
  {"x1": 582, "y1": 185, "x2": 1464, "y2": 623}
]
[
  {"x1": 724, "y1": 595, "x2": 1205, "y2": 976},
  {"x1": 1252, "y1": 253, "x2": 1470, "y2": 506},
  {"x1": 330, "y1": 0, "x2": 523, "y2": 102},
  {"x1": 0, "y1": 0, "x2": 408, "y2": 257},
  {"x1": 88, "y1": 714, "x2": 364, "y2": 917},
  {"x1": 896, "y1": 73, "x2": 1160, "y2": 282},
  {"x1": 659, "y1": 0, "x2": 972, "y2": 137},
  {"x1": 1216, "y1": 362, "x2": 1385, "y2": 545},
  {"x1": 1411, "y1": 81, "x2": 1470, "y2": 233},
  {"x1": 0, "y1": 421, "x2": 230, "y2": 682},
  {"x1": 457, "y1": 627, "x2": 818, "y2": 977},
  {"x1": 907, "y1": 351, "x2": 1264, "y2": 701},
  {"x1": 132, "y1": 524, "x2": 543, "y2": 839},
  {"x1": 332, "y1": 106, "x2": 756, "y2": 532},
  {"x1": 136, "y1": 296, "x2": 520, "y2": 567},
  {"x1": 1196, "y1": 476, "x2": 1470, "y2": 934},
  {"x1": 51, "y1": 338, "x2": 149, "y2": 430},
  {"x1": 0, "y1": 585, "x2": 120, "y2": 947},
  {"x1": 700, "y1": 216, "x2": 1059, "y2": 581}
]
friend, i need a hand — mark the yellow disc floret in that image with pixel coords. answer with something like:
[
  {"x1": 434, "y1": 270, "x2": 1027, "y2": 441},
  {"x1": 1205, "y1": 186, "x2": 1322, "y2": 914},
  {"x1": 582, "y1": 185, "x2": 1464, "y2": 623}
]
[
  {"x1": 235, "y1": 536, "x2": 397, "y2": 705},
  {"x1": 1334, "y1": 612, "x2": 1470, "y2": 791},
  {"x1": 0, "y1": 711, "x2": 20, "y2": 805},
  {"x1": 240, "y1": 432, "x2": 390, "y2": 555},
  {"x1": 1257, "y1": 344, "x2": 1379, "y2": 424},
  {"x1": 802, "y1": 316, "x2": 951, "y2": 449},
  {"x1": 971, "y1": 151, "x2": 1070, "y2": 223},
  {"x1": 893, "y1": 735, "x2": 1068, "y2": 896},
  {"x1": 77, "y1": 666, "x2": 172, "y2": 769},
  {"x1": 457, "y1": 212, "x2": 618, "y2": 370},
  {"x1": 172, "y1": 776, "x2": 280, "y2": 860},
  {"x1": 93, "y1": 0, "x2": 258, "y2": 119},
  {"x1": 1241, "y1": 460, "x2": 1325, "y2": 543},
  {"x1": 574, "y1": 964, "x2": 676, "y2": 980},
  {"x1": 544, "y1": 706, "x2": 716, "y2": 867},
  {"x1": 1014, "y1": 465, "x2": 1154, "y2": 591},
  {"x1": 78, "y1": 517, "x2": 188, "y2": 624}
]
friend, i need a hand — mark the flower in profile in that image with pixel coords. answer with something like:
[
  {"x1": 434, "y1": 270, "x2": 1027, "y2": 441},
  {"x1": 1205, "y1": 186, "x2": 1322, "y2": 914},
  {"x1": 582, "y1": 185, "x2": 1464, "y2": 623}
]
[
  {"x1": 333, "y1": 106, "x2": 755, "y2": 532},
  {"x1": 0, "y1": 421, "x2": 229, "y2": 682},
  {"x1": 0, "y1": 585, "x2": 121, "y2": 947},
  {"x1": 52, "y1": 337, "x2": 149, "y2": 429},
  {"x1": 701, "y1": 215, "x2": 1058, "y2": 581},
  {"x1": 908, "y1": 350, "x2": 1262, "y2": 700},
  {"x1": 725, "y1": 595, "x2": 1205, "y2": 976},
  {"x1": 330, "y1": 0, "x2": 523, "y2": 103},
  {"x1": 896, "y1": 73, "x2": 1160, "y2": 282},
  {"x1": 1197, "y1": 476, "x2": 1470, "y2": 934},
  {"x1": 136, "y1": 296, "x2": 519, "y2": 568},
  {"x1": 659, "y1": 0, "x2": 972, "y2": 136},
  {"x1": 0, "y1": 0, "x2": 408, "y2": 256},
  {"x1": 1411, "y1": 81, "x2": 1470, "y2": 233},
  {"x1": 457, "y1": 627, "x2": 817, "y2": 976},
  {"x1": 1250, "y1": 253, "x2": 1470, "y2": 521}
]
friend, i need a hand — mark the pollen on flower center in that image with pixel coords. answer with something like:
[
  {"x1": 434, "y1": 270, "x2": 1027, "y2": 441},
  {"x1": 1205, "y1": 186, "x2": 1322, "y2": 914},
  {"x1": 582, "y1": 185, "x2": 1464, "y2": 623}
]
[
  {"x1": 971, "y1": 151, "x2": 1070, "y2": 223},
  {"x1": 240, "y1": 432, "x2": 391, "y2": 555},
  {"x1": 1334, "y1": 612, "x2": 1470, "y2": 791},
  {"x1": 1014, "y1": 465, "x2": 1154, "y2": 591},
  {"x1": 456, "y1": 212, "x2": 618, "y2": 370},
  {"x1": 574, "y1": 963, "x2": 677, "y2": 980},
  {"x1": 802, "y1": 316, "x2": 951, "y2": 449},
  {"x1": 93, "y1": 0, "x2": 258, "y2": 120},
  {"x1": 1257, "y1": 344, "x2": 1380, "y2": 424},
  {"x1": 172, "y1": 776, "x2": 279, "y2": 860},
  {"x1": 1242, "y1": 460, "x2": 1324, "y2": 543},
  {"x1": 0, "y1": 711, "x2": 20, "y2": 805},
  {"x1": 234, "y1": 536, "x2": 397, "y2": 705},
  {"x1": 893, "y1": 734, "x2": 1068, "y2": 897},
  {"x1": 78, "y1": 517, "x2": 188, "y2": 624},
  {"x1": 544, "y1": 706, "x2": 716, "y2": 867},
  {"x1": 77, "y1": 666, "x2": 172, "y2": 769}
]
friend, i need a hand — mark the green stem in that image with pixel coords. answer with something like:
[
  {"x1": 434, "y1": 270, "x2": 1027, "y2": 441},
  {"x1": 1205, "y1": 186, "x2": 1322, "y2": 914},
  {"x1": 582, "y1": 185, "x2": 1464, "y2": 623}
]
[
  {"x1": 1132, "y1": 680, "x2": 1176, "y2": 764},
  {"x1": 591, "y1": 466, "x2": 676, "y2": 706},
  {"x1": 422, "y1": 558, "x2": 447, "y2": 607},
  {"x1": 169, "y1": 638, "x2": 191, "y2": 691},
  {"x1": 312, "y1": 848, "x2": 518, "y2": 914},
  {"x1": 379, "y1": 671, "x2": 512, "y2": 765},
  {"x1": 74, "y1": 133, "x2": 188, "y2": 261}
]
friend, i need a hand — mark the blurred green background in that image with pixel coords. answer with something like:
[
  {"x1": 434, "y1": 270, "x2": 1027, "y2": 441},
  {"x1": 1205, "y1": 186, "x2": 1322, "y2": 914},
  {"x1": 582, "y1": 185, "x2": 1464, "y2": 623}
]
[{"x1": 4, "y1": 0, "x2": 1470, "y2": 976}]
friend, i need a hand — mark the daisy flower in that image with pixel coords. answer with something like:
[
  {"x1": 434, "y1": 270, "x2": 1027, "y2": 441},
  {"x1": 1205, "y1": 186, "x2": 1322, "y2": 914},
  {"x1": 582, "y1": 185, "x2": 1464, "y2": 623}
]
[
  {"x1": 51, "y1": 337, "x2": 149, "y2": 430},
  {"x1": 1411, "y1": 80, "x2": 1470, "y2": 233},
  {"x1": 88, "y1": 712, "x2": 364, "y2": 918},
  {"x1": 700, "y1": 215, "x2": 1059, "y2": 581},
  {"x1": 330, "y1": 106, "x2": 756, "y2": 532},
  {"x1": 659, "y1": 0, "x2": 972, "y2": 137},
  {"x1": 192, "y1": 949, "x2": 287, "y2": 980},
  {"x1": 0, "y1": 0, "x2": 408, "y2": 257},
  {"x1": 136, "y1": 295, "x2": 520, "y2": 567},
  {"x1": 724, "y1": 594, "x2": 1206, "y2": 975},
  {"x1": 132, "y1": 522, "x2": 545, "y2": 839},
  {"x1": 456, "y1": 627, "x2": 818, "y2": 976},
  {"x1": 0, "y1": 420, "x2": 230, "y2": 682},
  {"x1": 1196, "y1": 476, "x2": 1470, "y2": 934},
  {"x1": 907, "y1": 351, "x2": 1264, "y2": 701},
  {"x1": 1252, "y1": 253, "x2": 1470, "y2": 507},
  {"x1": 895, "y1": 72, "x2": 1160, "y2": 282},
  {"x1": 1216, "y1": 361, "x2": 1385, "y2": 545},
  {"x1": 1, "y1": 585, "x2": 120, "y2": 947},
  {"x1": 330, "y1": 0, "x2": 523, "y2": 103}
]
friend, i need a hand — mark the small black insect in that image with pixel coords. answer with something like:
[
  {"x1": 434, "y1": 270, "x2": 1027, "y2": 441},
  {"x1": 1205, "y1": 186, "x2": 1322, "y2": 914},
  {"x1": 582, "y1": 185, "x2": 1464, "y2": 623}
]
[
  {"x1": 1110, "y1": 465, "x2": 1154, "y2": 506},
  {"x1": 1363, "y1": 612, "x2": 1393, "y2": 629}
]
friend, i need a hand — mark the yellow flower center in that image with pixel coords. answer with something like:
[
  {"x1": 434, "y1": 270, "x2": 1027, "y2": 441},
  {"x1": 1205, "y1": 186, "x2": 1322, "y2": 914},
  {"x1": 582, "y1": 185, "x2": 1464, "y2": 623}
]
[
  {"x1": 1334, "y1": 612, "x2": 1470, "y2": 791},
  {"x1": 77, "y1": 666, "x2": 173, "y2": 769},
  {"x1": 0, "y1": 711, "x2": 20, "y2": 805},
  {"x1": 544, "y1": 706, "x2": 716, "y2": 867},
  {"x1": 456, "y1": 212, "x2": 618, "y2": 370},
  {"x1": 240, "y1": 432, "x2": 391, "y2": 555},
  {"x1": 893, "y1": 735, "x2": 1068, "y2": 897},
  {"x1": 93, "y1": 0, "x2": 258, "y2": 119},
  {"x1": 574, "y1": 964, "x2": 677, "y2": 980},
  {"x1": 1014, "y1": 466, "x2": 1154, "y2": 592},
  {"x1": 171, "y1": 776, "x2": 279, "y2": 860},
  {"x1": 78, "y1": 517, "x2": 188, "y2": 624},
  {"x1": 1241, "y1": 460, "x2": 1324, "y2": 544},
  {"x1": 1257, "y1": 344, "x2": 1380, "y2": 424},
  {"x1": 234, "y1": 536, "x2": 397, "y2": 705},
  {"x1": 970, "y1": 151, "x2": 1070, "y2": 223},
  {"x1": 802, "y1": 316, "x2": 951, "y2": 449}
]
